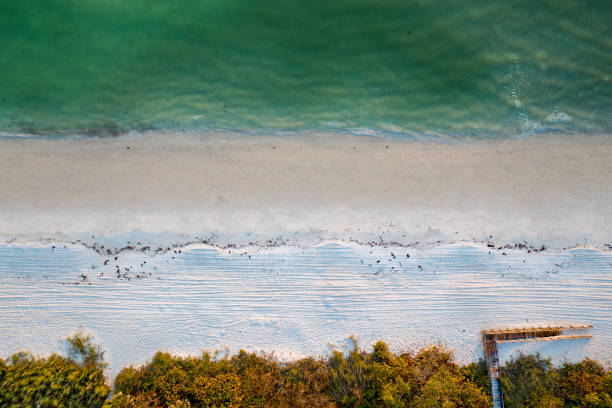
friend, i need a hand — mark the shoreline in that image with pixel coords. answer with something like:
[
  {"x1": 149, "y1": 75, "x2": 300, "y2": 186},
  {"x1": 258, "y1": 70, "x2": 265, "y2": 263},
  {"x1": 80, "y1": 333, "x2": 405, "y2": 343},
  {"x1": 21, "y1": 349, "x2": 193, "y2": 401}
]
[{"x1": 2, "y1": 238, "x2": 610, "y2": 260}]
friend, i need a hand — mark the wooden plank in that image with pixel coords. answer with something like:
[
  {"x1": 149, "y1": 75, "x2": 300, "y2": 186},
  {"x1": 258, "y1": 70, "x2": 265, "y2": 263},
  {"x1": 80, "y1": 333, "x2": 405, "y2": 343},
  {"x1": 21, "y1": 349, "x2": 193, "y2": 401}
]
[
  {"x1": 482, "y1": 324, "x2": 592, "y2": 335},
  {"x1": 495, "y1": 334, "x2": 592, "y2": 343}
]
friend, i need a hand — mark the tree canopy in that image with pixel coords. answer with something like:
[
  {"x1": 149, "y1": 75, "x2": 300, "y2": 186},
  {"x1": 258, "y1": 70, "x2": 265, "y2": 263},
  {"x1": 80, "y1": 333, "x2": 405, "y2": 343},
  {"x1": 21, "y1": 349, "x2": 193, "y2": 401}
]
[
  {"x1": 0, "y1": 334, "x2": 109, "y2": 408},
  {"x1": 107, "y1": 340, "x2": 490, "y2": 408},
  {"x1": 501, "y1": 354, "x2": 612, "y2": 408}
]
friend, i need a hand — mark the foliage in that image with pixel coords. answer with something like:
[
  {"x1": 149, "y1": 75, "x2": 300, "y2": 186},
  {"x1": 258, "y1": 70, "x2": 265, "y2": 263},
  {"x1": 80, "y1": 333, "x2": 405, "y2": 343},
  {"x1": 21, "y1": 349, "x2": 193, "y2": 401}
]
[
  {"x1": 414, "y1": 367, "x2": 491, "y2": 408},
  {"x1": 103, "y1": 392, "x2": 154, "y2": 408},
  {"x1": 112, "y1": 349, "x2": 333, "y2": 408},
  {"x1": 111, "y1": 338, "x2": 490, "y2": 408},
  {"x1": 460, "y1": 358, "x2": 490, "y2": 396},
  {"x1": 0, "y1": 334, "x2": 110, "y2": 408},
  {"x1": 4, "y1": 334, "x2": 611, "y2": 408},
  {"x1": 67, "y1": 333, "x2": 107, "y2": 370},
  {"x1": 501, "y1": 354, "x2": 612, "y2": 408}
]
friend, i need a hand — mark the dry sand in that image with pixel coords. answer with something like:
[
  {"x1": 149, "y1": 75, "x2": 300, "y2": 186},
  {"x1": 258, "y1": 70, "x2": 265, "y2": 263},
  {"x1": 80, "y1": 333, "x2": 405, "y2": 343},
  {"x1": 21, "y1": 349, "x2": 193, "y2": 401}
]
[{"x1": 1, "y1": 242, "x2": 610, "y2": 377}]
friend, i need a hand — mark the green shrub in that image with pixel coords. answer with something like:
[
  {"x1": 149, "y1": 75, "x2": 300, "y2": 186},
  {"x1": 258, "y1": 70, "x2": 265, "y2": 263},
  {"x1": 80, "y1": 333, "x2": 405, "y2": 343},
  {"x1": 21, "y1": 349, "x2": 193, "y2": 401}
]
[
  {"x1": 104, "y1": 391, "x2": 155, "y2": 408},
  {"x1": 108, "y1": 339, "x2": 493, "y2": 407},
  {"x1": 10, "y1": 335, "x2": 611, "y2": 408},
  {"x1": 501, "y1": 354, "x2": 612, "y2": 408},
  {"x1": 501, "y1": 354, "x2": 559, "y2": 408},
  {"x1": 327, "y1": 341, "x2": 489, "y2": 408},
  {"x1": 0, "y1": 334, "x2": 110, "y2": 408},
  {"x1": 414, "y1": 366, "x2": 490, "y2": 408},
  {"x1": 460, "y1": 359, "x2": 490, "y2": 396}
]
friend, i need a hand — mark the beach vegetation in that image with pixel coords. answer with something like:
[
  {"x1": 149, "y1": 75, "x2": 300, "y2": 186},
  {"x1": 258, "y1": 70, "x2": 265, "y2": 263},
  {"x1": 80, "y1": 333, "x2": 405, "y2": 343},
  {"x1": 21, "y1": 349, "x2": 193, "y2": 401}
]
[
  {"x1": 501, "y1": 354, "x2": 612, "y2": 408},
  {"x1": 0, "y1": 334, "x2": 109, "y2": 408},
  {"x1": 2, "y1": 335, "x2": 612, "y2": 408},
  {"x1": 110, "y1": 340, "x2": 490, "y2": 408}
]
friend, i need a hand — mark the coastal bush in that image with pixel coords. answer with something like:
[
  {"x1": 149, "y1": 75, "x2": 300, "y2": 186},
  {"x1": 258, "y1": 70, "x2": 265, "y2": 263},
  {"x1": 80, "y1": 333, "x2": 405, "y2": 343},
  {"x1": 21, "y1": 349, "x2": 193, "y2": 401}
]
[
  {"x1": 413, "y1": 367, "x2": 491, "y2": 408},
  {"x1": 326, "y1": 340, "x2": 474, "y2": 407},
  {"x1": 500, "y1": 354, "x2": 561, "y2": 407},
  {"x1": 501, "y1": 354, "x2": 612, "y2": 408},
  {"x1": 0, "y1": 334, "x2": 110, "y2": 408},
  {"x1": 111, "y1": 339, "x2": 490, "y2": 407},
  {"x1": 459, "y1": 358, "x2": 490, "y2": 396},
  {"x1": 104, "y1": 392, "x2": 154, "y2": 408},
  {"x1": 5, "y1": 335, "x2": 611, "y2": 408},
  {"x1": 112, "y1": 349, "x2": 333, "y2": 408}
]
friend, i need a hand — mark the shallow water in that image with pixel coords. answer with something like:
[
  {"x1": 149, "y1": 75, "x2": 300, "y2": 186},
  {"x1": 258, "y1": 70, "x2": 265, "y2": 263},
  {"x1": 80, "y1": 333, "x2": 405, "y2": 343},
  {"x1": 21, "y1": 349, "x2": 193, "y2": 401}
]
[
  {"x1": 1, "y1": 242, "x2": 610, "y2": 378},
  {"x1": 1, "y1": 0, "x2": 610, "y2": 137}
]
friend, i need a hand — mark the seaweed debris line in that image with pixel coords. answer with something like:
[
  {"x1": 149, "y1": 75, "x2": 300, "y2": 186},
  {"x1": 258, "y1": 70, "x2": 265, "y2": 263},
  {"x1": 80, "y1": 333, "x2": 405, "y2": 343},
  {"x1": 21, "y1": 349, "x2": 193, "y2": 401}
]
[{"x1": 481, "y1": 325, "x2": 593, "y2": 408}]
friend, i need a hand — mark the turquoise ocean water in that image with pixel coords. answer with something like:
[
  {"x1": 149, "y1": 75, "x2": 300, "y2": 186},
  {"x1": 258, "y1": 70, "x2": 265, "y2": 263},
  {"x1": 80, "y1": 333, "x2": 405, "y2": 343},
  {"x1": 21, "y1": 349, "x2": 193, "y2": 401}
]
[{"x1": 0, "y1": 0, "x2": 610, "y2": 138}]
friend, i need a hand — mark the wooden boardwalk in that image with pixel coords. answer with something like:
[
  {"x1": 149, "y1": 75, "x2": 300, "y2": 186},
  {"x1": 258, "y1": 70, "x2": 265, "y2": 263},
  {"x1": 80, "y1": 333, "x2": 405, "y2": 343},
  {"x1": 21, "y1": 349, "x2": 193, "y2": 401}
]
[{"x1": 487, "y1": 341, "x2": 504, "y2": 408}]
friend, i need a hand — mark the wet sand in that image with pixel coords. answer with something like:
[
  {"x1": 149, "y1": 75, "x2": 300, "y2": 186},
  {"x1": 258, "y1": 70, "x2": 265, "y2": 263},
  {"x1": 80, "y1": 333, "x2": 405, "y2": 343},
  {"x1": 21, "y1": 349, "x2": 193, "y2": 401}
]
[{"x1": 0, "y1": 132, "x2": 611, "y2": 248}]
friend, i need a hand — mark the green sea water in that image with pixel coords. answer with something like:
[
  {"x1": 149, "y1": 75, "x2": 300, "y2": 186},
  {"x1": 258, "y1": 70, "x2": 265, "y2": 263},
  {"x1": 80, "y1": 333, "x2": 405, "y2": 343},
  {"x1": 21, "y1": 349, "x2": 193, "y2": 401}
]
[{"x1": 0, "y1": 0, "x2": 610, "y2": 138}]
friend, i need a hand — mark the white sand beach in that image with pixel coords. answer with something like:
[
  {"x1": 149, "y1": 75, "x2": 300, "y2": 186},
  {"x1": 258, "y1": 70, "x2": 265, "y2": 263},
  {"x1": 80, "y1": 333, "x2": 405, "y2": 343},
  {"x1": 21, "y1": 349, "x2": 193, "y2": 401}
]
[{"x1": 1, "y1": 132, "x2": 611, "y2": 378}]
